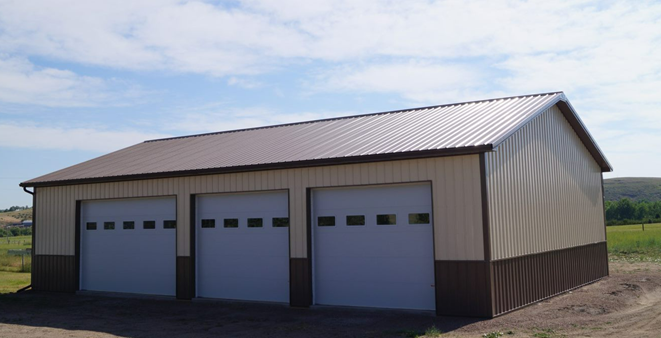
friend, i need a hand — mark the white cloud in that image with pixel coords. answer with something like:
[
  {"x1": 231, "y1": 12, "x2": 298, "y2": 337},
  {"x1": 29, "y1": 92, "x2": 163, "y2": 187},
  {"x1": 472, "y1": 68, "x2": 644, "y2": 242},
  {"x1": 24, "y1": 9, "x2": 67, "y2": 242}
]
[
  {"x1": 317, "y1": 61, "x2": 487, "y2": 103},
  {"x1": 0, "y1": 123, "x2": 170, "y2": 152},
  {"x1": 157, "y1": 102, "x2": 352, "y2": 134},
  {"x1": 227, "y1": 77, "x2": 263, "y2": 89},
  {"x1": 0, "y1": 56, "x2": 147, "y2": 107}
]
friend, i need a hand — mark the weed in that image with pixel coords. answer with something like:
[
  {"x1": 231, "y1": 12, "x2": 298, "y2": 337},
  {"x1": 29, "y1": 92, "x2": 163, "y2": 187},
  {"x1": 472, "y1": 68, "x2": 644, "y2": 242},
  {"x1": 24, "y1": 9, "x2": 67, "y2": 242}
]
[
  {"x1": 483, "y1": 332, "x2": 503, "y2": 338},
  {"x1": 424, "y1": 325, "x2": 442, "y2": 337},
  {"x1": 532, "y1": 328, "x2": 558, "y2": 338}
]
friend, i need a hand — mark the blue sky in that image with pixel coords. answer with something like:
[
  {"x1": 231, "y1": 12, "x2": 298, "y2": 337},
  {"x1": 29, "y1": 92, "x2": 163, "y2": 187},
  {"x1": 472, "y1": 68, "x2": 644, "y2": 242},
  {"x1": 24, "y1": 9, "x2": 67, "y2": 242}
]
[{"x1": 1, "y1": 0, "x2": 660, "y2": 208}]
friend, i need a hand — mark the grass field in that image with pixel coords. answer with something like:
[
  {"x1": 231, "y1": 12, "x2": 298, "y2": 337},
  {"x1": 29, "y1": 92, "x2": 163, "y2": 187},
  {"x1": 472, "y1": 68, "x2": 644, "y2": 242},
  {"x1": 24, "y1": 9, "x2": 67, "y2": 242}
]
[
  {"x1": 0, "y1": 235, "x2": 31, "y2": 293},
  {"x1": 607, "y1": 223, "x2": 661, "y2": 262}
]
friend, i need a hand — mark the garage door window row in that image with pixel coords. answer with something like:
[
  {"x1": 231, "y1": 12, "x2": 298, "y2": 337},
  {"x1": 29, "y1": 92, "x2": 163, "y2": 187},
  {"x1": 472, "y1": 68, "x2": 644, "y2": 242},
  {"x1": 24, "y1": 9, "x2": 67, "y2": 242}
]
[
  {"x1": 85, "y1": 220, "x2": 176, "y2": 230},
  {"x1": 200, "y1": 217, "x2": 290, "y2": 229},
  {"x1": 317, "y1": 213, "x2": 430, "y2": 226}
]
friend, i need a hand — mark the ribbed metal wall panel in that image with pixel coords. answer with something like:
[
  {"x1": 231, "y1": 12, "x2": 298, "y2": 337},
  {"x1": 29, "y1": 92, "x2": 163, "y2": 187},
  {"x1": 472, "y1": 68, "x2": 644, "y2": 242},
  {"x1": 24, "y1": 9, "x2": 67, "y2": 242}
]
[
  {"x1": 35, "y1": 156, "x2": 484, "y2": 260},
  {"x1": 32, "y1": 255, "x2": 77, "y2": 293},
  {"x1": 491, "y1": 242, "x2": 608, "y2": 316},
  {"x1": 486, "y1": 105, "x2": 605, "y2": 260}
]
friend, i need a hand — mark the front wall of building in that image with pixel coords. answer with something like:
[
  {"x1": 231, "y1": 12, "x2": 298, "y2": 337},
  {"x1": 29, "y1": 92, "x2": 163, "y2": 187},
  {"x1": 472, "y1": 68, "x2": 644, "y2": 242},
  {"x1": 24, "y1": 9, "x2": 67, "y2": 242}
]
[{"x1": 35, "y1": 155, "x2": 484, "y2": 261}]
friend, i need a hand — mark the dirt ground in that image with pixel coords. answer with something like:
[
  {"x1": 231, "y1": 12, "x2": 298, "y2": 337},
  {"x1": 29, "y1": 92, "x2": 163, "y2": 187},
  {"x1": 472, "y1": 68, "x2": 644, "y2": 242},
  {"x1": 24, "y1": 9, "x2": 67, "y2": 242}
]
[{"x1": 1, "y1": 261, "x2": 660, "y2": 338}]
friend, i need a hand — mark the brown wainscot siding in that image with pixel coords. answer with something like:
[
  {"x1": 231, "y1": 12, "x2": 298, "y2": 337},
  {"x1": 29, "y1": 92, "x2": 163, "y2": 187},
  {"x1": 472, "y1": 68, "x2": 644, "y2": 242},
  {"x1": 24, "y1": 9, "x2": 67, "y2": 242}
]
[
  {"x1": 435, "y1": 260, "x2": 491, "y2": 317},
  {"x1": 176, "y1": 256, "x2": 194, "y2": 300},
  {"x1": 491, "y1": 241, "x2": 608, "y2": 316},
  {"x1": 32, "y1": 255, "x2": 77, "y2": 293},
  {"x1": 289, "y1": 258, "x2": 312, "y2": 307}
]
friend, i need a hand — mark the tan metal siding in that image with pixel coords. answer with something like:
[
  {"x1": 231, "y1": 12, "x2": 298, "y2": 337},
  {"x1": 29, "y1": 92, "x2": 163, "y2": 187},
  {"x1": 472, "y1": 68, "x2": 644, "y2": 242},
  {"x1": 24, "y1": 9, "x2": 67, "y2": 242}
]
[
  {"x1": 35, "y1": 156, "x2": 484, "y2": 260},
  {"x1": 486, "y1": 105, "x2": 605, "y2": 260}
]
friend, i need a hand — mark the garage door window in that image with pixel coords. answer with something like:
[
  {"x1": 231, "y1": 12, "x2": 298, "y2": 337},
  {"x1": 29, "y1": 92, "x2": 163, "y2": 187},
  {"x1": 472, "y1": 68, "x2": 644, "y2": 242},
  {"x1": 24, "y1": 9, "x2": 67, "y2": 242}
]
[
  {"x1": 346, "y1": 215, "x2": 365, "y2": 226},
  {"x1": 317, "y1": 216, "x2": 335, "y2": 226},
  {"x1": 247, "y1": 218, "x2": 263, "y2": 228},
  {"x1": 201, "y1": 219, "x2": 215, "y2": 228},
  {"x1": 408, "y1": 213, "x2": 430, "y2": 224},
  {"x1": 224, "y1": 219, "x2": 238, "y2": 228},
  {"x1": 272, "y1": 217, "x2": 289, "y2": 227},
  {"x1": 164, "y1": 220, "x2": 176, "y2": 229},
  {"x1": 86, "y1": 222, "x2": 97, "y2": 230},
  {"x1": 376, "y1": 214, "x2": 396, "y2": 225},
  {"x1": 104, "y1": 222, "x2": 115, "y2": 230},
  {"x1": 123, "y1": 221, "x2": 135, "y2": 230},
  {"x1": 143, "y1": 220, "x2": 156, "y2": 229}
]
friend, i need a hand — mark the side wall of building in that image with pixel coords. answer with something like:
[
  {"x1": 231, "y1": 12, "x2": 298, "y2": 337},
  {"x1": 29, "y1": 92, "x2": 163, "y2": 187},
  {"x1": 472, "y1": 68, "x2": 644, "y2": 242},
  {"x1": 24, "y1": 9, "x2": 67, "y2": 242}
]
[
  {"x1": 484, "y1": 104, "x2": 608, "y2": 316},
  {"x1": 486, "y1": 105, "x2": 605, "y2": 259}
]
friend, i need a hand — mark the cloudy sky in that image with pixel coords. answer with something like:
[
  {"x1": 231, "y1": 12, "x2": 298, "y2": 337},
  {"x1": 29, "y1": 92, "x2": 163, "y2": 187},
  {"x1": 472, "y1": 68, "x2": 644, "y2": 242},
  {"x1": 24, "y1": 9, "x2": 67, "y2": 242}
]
[{"x1": 1, "y1": 0, "x2": 660, "y2": 208}]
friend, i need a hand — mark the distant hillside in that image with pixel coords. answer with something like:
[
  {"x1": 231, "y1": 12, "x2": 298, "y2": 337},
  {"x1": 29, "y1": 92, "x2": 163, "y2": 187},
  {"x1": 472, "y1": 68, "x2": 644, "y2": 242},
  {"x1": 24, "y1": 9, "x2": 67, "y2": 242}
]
[
  {"x1": 604, "y1": 177, "x2": 661, "y2": 202},
  {"x1": 0, "y1": 208, "x2": 32, "y2": 227}
]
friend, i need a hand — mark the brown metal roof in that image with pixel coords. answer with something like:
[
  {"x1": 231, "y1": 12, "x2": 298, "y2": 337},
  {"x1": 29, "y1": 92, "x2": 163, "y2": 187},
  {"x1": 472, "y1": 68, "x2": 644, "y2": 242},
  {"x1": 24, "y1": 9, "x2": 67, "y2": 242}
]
[{"x1": 21, "y1": 92, "x2": 612, "y2": 187}]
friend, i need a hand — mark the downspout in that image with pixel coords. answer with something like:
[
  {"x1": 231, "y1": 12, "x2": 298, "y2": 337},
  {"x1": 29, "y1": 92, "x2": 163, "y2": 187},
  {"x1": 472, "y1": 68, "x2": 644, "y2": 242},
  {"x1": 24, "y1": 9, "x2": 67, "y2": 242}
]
[{"x1": 19, "y1": 186, "x2": 34, "y2": 293}]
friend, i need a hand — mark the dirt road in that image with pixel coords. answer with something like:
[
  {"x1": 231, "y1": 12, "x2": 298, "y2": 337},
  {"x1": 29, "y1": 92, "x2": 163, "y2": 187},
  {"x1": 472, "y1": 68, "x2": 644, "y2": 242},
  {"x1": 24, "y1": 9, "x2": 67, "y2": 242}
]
[{"x1": 1, "y1": 261, "x2": 660, "y2": 338}]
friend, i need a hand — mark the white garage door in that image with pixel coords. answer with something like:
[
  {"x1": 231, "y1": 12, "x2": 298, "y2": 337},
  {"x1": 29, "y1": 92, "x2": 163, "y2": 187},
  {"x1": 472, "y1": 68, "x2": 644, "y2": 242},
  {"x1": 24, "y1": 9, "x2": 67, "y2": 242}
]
[
  {"x1": 80, "y1": 196, "x2": 176, "y2": 296},
  {"x1": 196, "y1": 190, "x2": 289, "y2": 302},
  {"x1": 312, "y1": 183, "x2": 435, "y2": 310}
]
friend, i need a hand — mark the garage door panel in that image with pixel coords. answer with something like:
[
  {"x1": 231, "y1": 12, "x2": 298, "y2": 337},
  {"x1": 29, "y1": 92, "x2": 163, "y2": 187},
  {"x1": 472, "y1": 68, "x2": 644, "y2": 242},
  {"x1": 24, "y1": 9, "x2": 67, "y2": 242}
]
[
  {"x1": 313, "y1": 183, "x2": 435, "y2": 311},
  {"x1": 197, "y1": 191, "x2": 289, "y2": 303},
  {"x1": 315, "y1": 230, "x2": 432, "y2": 257},
  {"x1": 81, "y1": 197, "x2": 176, "y2": 296},
  {"x1": 198, "y1": 256, "x2": 288, "y2": 279},
  {"x1": 202, "y1": 277, "x2": 289, "y2": 302},
  {"x1": 83, "y1": 262, "x2": 175, "y2": 295},
  {"x1": 315, "y1": 256, "x2": 434, "y2": 283}
]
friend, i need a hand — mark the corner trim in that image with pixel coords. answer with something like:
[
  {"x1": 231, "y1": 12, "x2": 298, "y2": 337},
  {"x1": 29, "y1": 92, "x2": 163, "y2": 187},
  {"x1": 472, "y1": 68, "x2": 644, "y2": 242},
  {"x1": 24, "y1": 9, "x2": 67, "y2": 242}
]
[
  {"x1": 187, "y1": 194, "x2": 197, "y2": 299},
  {"x1": 75, "y1": 200, "x2": 81, "y2": 291},
  {"x1": 479, "y1": 153, "x2": 494, "y2": 317},
  {"x1": 479, "y1": 153, "x2": 491, "y2": 261}
]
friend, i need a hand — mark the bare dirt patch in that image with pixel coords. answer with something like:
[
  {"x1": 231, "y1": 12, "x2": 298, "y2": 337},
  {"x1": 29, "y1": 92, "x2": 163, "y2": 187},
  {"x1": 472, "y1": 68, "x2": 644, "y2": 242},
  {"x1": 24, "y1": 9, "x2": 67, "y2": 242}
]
[{"x1": 1, "y1": 261, "x2": 660, "y2": 338}]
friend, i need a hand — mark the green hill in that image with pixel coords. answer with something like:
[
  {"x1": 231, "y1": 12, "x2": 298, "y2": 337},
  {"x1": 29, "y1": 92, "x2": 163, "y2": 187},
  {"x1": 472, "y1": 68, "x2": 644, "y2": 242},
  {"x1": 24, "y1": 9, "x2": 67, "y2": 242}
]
[
  {"x1": 0, "y1": 208, "x2": 32, "y2": 227},
  {"x1": 604, "y1": 177, "x2": 661, "y2": 202}
]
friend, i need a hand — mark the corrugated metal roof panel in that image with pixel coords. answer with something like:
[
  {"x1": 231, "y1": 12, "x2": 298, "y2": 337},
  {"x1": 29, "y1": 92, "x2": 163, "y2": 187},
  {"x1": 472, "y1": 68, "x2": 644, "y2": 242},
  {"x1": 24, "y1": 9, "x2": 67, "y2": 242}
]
[{"x1": 21, "y1": 92, "x2": 611, "y2": 186}]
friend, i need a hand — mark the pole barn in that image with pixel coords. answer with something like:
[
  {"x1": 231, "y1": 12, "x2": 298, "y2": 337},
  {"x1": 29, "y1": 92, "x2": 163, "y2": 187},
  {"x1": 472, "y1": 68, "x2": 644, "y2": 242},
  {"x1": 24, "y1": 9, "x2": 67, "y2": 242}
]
[{"x1": 21, "y1": 92, "x2": 611, "y2": 317}]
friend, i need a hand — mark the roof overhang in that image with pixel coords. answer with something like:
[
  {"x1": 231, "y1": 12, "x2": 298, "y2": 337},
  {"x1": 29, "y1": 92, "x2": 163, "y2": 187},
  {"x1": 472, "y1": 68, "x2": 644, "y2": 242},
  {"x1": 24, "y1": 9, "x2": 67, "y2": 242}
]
[
  {"x1": 491, "y1": 94, "x2": 612, "y2": 173},
  {"x1": 20, "y1": 144, "x2": 493, "y2": 188}
]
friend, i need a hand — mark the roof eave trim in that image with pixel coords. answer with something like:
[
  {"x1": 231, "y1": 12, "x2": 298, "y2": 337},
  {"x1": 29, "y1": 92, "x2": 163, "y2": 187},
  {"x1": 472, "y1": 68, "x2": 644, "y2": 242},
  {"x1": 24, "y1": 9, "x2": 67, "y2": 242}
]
[
  {"x1": 555, "y1": 99, "x2": 613, "y2": 172},
  {"x1": 490, "y1": 95, "x2": 612, "y2": 173},
  {"x1": 19, "y1": 144, "x2": 493, "y2": 188}
]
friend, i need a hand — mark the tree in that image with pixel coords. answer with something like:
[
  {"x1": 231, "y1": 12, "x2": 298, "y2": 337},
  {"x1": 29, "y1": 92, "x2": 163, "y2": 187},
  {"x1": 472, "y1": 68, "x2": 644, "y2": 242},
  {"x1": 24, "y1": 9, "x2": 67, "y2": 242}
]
[
  {"x1": 615, "y1": 198, "x2": 635, "y2": 220},
  {"x1": 635, "y1": 202, "x2": 650, "y2": 220},
  {"x1": 605, "y1": 202, "x2": 618, "y2": 220}
]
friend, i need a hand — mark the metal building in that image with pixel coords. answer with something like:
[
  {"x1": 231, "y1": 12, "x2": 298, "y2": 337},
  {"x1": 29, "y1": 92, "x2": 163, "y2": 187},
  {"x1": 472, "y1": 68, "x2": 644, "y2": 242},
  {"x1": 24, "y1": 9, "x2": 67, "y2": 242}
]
[{"x1": 20, "y1": 92, "x2": 611, "y2": 317}]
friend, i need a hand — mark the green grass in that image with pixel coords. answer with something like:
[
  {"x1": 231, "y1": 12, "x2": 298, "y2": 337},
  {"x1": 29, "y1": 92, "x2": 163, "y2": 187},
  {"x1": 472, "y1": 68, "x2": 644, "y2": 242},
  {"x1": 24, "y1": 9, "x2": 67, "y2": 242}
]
[
  {"x1": 607, "y1": 223, "x2": 661, "y2": 262},
  {"x1": 0, "y1": 271, "x2": 30, "y2": 294},
  {"x1": 0, "y1": 235, "x2": 31, "y2": 294}
]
